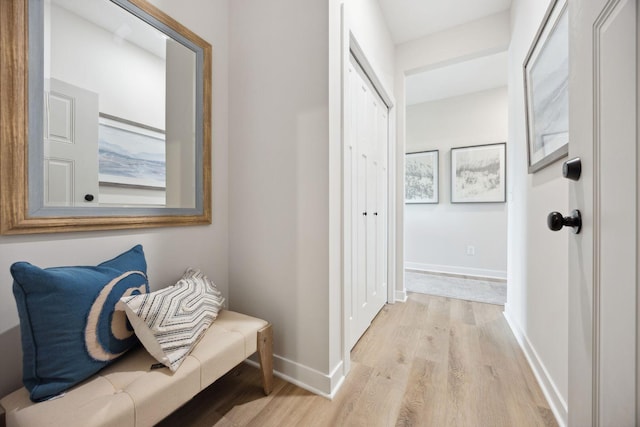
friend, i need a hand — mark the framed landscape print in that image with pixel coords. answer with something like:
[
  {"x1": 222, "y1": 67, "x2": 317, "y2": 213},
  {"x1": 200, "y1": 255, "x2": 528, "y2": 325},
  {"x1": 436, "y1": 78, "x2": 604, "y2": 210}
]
[
  {"x1": 405, "y1": 150, "x2": 439, "y2": 204},
  {"x1": 451, "y1": 143, "x2": 506, "y2": 203},
  {"x1": 98, "y1": 114, "x2": 166, "y2": 189},
  {"x1": 523, "y1": 0, "x2": 569, "y2": 173}
]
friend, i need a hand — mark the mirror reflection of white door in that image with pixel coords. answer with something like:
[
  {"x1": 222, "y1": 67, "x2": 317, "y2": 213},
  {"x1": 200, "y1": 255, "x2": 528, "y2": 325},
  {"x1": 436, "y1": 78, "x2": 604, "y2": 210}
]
[
  {"x1": 44, "y1": 78, "x2": 99, "y2": 206},
  {"x1": 568, "y1": 0, "x2": 637, "y2": 425}
]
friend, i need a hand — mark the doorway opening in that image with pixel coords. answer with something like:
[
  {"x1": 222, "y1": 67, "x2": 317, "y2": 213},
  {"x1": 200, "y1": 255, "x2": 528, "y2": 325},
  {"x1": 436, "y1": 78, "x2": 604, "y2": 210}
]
[{"x1": 402, "y1": 51, "x2": 509, "y2": 306}]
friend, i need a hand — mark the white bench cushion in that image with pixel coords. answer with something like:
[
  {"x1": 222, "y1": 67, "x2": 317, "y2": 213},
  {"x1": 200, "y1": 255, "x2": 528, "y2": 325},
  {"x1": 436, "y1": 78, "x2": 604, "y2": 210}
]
[{"x1": 0, "y1": 310, "x2": 268, "y2": 427}]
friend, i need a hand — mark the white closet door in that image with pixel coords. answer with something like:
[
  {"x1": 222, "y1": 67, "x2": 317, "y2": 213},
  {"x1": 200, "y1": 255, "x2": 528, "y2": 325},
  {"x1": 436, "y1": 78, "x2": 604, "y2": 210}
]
[{"x1": 347, "y1": 55, "x2": 389, "y2": 349}]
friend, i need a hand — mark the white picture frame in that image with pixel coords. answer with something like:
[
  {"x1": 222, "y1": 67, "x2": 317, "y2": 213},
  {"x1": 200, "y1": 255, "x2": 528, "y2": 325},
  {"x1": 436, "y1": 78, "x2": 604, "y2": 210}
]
[
  {"x1": 451, "y1": 143, "x2": 506, "y2": 203},
  {"x1": 98, "y1": 114, "x2": 166, "y2": 189},
  {"x1": 405, "y1": 150, "x2": 439, "y2": 204},
  {"x1": 523, "y1": 0, "x2": 569, "y2": 173}
]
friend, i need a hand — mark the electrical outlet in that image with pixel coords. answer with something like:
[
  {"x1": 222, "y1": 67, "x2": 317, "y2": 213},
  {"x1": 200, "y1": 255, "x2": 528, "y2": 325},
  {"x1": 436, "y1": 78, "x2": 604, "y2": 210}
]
[{"x1": 466, "y1": 245, "x2": 475, "y2": 256}]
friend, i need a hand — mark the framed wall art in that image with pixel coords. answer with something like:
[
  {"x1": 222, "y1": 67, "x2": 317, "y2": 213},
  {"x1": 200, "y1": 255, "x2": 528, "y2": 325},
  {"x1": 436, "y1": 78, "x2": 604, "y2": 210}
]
[
  {"x1": 523, "y1": 0, "x2": 569, "y2": 173},
  {"x1": 98, "y1": 114, "x2": 166, "y2": 189},
  {"x1": 405, "y1": 150, "x2": 439, "y2": 204},
  {"x1": 451, "y1": 143, "x2": 506, "y2": 203}
]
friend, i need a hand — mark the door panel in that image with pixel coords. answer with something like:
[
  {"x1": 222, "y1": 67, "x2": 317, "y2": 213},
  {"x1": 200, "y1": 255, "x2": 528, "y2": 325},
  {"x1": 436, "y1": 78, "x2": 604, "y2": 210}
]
[
  {"x1": 47, "y1": 92, "x2": 74, "y2": 143},
  {"x1": 358, "y1": 151, "x2": 368, "y2": 309},
  {"x1": 44, "y1": 158, "x2": 73, "y2": 205},
  {"x1": 569, "y1": 0, "x2": 637, "y2": 425},
  {"x1": 375, "y1": 99, "x2": 388, "y2": 300}
]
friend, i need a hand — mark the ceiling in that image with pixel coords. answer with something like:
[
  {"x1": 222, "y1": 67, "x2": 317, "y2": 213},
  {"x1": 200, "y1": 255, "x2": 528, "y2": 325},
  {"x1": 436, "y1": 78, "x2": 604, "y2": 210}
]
[
  {"x1": 405, "y1": 51, "x2": 508, "y2": 105},
  {"x1": 377, "y1": 0, "x2": 512, "y2": 44},
  {"x1": 376, "y1": 0, "x2": 512, "y2": 105},
  {"x1": 53, "y1": 0, "x2": 168, "y2": 59}
]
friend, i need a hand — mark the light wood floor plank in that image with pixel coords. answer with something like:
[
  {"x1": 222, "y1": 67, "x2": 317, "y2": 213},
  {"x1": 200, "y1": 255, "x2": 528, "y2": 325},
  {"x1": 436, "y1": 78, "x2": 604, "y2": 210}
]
[
  {"x1": 396, "y1": 358, "x2": 448, "y2": 427},
  {"x1": 450, "y1": 298, "x2": 476, "y2": 326},
  {"x1": 299, "y1": 361, "x2": 373, "y2": 427},
  {"x1": 415, "y1": 298, "x2": 451, "y2": 364},
  {"x1": 160, "y1": 293, "x2": 558, "y2": 427}
]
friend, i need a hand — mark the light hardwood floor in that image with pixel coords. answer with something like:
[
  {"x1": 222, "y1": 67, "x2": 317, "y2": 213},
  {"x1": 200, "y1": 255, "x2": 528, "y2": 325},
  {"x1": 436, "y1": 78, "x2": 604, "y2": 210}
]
[{"x1": 158, "y1": 293, "x2": 557, "y2": 427}]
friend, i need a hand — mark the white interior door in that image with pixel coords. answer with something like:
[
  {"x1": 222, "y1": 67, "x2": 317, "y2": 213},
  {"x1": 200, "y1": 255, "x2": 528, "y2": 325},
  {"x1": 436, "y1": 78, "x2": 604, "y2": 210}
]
[
  {"x1": 347, "y1": 54, "x2": 388, "y2": 349},
  {"x1": 44, "y1": 78, "x2": 99, "y2": 206},
  {"x1": 568, "y1": 0, "x2": 637, "y2": 425}
]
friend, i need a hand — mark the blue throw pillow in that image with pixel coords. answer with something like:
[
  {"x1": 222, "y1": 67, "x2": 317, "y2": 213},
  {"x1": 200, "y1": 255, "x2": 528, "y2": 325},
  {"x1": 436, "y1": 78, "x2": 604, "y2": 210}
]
[{"x1": 11, "y1": 244, "x2": 149, "y2": 402}]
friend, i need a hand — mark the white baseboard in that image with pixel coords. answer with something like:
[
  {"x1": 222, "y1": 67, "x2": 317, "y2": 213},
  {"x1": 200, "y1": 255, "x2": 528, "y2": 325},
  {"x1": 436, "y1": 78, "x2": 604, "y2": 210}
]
[
  {"x1": 246, "y1": 354, "x2": 345, "y2": 399},
  {"x1": 503, "y1": 305, "x2": 567, "y2": 427},
  {"x1": 395, "y1": 289, "x2": 407, "y2": 302},
  {"x1": 405, "y1": 262, "x2": 507, "y2": 280}
]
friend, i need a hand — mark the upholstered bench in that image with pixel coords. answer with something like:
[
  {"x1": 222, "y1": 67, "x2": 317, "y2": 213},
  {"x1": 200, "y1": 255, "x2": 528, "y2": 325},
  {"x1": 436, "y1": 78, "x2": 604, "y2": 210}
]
[{"x1": 0, "y1": 310, "x2": 273, "y2": 427}]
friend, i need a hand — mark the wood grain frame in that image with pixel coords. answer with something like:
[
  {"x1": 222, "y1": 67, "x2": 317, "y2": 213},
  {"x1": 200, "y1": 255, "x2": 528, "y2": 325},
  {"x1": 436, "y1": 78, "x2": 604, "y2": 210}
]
[{"x1": 0, "y1": 0, "x2": 212, "y2": 234}]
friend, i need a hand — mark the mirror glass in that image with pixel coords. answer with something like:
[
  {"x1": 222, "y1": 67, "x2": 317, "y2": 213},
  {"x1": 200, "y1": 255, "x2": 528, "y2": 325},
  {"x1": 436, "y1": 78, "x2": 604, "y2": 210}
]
[{"x1": 31, "y1": 0, "x2": 205, "y2": 216}]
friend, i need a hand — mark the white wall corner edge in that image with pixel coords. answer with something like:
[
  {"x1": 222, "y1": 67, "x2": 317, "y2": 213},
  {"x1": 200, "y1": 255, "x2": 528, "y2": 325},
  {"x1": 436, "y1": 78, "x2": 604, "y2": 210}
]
[
  {"x1": 503, "y1": 304, "x2": 568, "y2": 427},
  {"x1": 245, "y1": 355, "x2": 345, "y2": 399},
  {"x1": 405, "y1": 262, "x2": 507, "y2": 280}
]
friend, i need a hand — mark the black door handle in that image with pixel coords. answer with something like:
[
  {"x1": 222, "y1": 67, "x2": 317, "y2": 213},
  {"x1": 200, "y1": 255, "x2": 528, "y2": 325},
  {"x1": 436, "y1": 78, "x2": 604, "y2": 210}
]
[
  {"x1": 84, "y1": 194, "x2": 95, "y2": 202},
  {"x1": 547, "y1": 210, "x2": 582, "y2": 234}
]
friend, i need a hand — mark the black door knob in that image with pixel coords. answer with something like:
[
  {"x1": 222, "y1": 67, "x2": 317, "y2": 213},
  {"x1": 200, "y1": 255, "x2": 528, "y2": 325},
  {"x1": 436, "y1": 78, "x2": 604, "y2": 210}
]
[
  {"x1": 84, "y1": 194, "x2": 95, "y2": 202},
  {"x1": 547, "y1": 210, "x2": 582, "y2": 234}
]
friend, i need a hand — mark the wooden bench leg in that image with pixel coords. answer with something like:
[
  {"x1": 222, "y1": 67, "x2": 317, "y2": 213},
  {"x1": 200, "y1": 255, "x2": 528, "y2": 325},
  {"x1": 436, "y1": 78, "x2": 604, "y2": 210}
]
[{"x1": 257, "y1": 323, "x2": 273, "y2": 395}]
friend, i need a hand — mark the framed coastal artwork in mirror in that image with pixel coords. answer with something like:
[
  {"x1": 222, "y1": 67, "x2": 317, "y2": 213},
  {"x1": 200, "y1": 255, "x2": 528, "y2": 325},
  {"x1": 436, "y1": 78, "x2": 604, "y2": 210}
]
[
  {"x1": 0, "y1": 0, "x2": 212, "y2": 234},
  {"x1": 523, "y1": 0, "x2": 568, "y2": 173},
  {"x1": 405, "y1": 150, "x2": 439, "y2": 204}
]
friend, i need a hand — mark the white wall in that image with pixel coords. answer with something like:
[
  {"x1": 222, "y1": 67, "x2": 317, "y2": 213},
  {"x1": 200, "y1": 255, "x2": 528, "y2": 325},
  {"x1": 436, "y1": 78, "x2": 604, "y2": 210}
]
[
  {"x1": 394, "y1": 11, "x2": 511, "y2": 299},
  {"x1": 0, "y1": 0, "x2": 229, "y2": 398},
  {"x1": 228, "y1": 0, "x2": 395, "y2": 396},
  {"x1": 228, "y1": 0, "x2": 334, "y2": 394},
  {"x1": 165, "y1": 39, "x2": 196, "y2": 209},
  {"x1": 504, "y1": 0, "x2": 568, "y2": 424},
  {"x1": 345, "y1": 0, "x2": 395, "y2": 94},
  {"x1": 405, "y1": 87, "x2": 508, "y2": 278}
]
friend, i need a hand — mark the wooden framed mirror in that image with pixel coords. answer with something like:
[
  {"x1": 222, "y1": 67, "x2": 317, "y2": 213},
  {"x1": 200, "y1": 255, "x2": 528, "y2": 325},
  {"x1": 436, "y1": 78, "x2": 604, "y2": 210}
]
[{"x1": 0, "y1": 0, "x2": 211, "y2": 234}]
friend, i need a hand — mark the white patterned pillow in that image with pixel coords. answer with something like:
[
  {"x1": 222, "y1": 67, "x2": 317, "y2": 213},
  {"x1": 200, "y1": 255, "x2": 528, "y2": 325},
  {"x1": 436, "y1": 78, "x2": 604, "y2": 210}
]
[{"x1": 117, "y1": 268, "x2": 225, "y2": 371}]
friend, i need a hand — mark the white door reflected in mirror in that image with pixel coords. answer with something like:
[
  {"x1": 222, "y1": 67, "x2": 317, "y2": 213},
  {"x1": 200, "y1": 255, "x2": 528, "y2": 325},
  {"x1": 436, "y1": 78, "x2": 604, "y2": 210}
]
[{"x1": 44, "y1": 78, "x2": 99, "y2": 207}]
